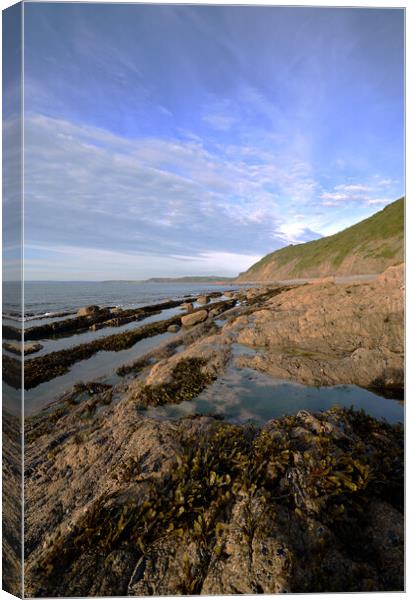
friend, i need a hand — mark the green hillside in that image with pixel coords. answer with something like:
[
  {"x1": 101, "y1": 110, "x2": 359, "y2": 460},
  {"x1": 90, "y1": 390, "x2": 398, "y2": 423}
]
[{"x1": 237, "y1": 198, "x2": 404, "y2": 282}]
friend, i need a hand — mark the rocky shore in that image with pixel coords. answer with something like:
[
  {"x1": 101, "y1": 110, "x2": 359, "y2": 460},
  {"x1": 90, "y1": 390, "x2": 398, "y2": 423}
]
[
  {"x1": 21, "y1": 265, "x2": 404, "y2": 595},
  {"x1": 2, "y1": 410, "x2": 22, "y2": 597}
]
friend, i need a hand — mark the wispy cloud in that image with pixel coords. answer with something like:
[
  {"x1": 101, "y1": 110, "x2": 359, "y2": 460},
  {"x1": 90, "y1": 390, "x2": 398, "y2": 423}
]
[
  {"x1": 202, "y1": 113, "x2": 238, "y2": 131},
  {"x1": 375, "y1": 177, "x2": 395, "y2": 187},
  {"x1": 24, "y1": 113, "x2": 321, "y2": 278},
  {"x1": 367, "y1": 198, "x2": 393, "y2": 206},
  {"x1": 320, "y1": 180, "x2": 399, "y2": 207},
  {"x1": 25, "y1": 243, "x2": 262, "y2": 281},
  {"x1": 335, "y1": 184, "x2": 372, "y2": 193}
]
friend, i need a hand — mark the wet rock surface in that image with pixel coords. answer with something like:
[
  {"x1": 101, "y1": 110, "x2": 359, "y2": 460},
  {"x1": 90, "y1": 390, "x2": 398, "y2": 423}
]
[
  {"x1": 6, "y1": 299, "x2": 237, "y2": 389},
  {"x1": 3, "y1": 341, "x2": 43, "y2": 356},
  {"x1": 180, "y1": 302, "x2": 193, "y2": 311},
  {"x1": 22, "y1": 297, "x2": 198, "y2": 342},
  {"x1": 181, "y1": 309, "x2": 208, "y2": 327},
  {"x1": 77, "y1": 305, "x2": 103, "y2": 317}
]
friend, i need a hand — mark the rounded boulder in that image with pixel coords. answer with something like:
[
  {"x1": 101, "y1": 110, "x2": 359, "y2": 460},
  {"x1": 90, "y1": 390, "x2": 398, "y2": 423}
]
[{"x1": 181, "y1": 310, "x2": 208, "y2": 327}]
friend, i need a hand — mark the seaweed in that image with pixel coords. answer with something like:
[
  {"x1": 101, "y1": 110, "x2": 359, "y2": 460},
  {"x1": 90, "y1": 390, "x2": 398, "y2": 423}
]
[
  {"x1": 137, "y1": 358, "x2": 215, "y2": 407},
  {"x1": 29, "y1": 408, "x2": 404, "y2": 596},
  {"x1": 7, "y1": 299, "x2": 237, "y2": 390}
]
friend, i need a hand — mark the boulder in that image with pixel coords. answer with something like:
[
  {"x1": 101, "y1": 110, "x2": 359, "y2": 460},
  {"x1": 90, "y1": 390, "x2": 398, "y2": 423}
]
[
  {"x1": 197, "y1": 295, "x2": 210, "y2": 305},
  {"x1": 167, "y1": 324, "x2": 180, "y2": 333},
  {"x1": 25, "y1": 342, "x2": 43, "y2": 355},
  {"x1": 3, "y1": 341, "x2": 43, "y2": 356},
  {"x1": 180, "y1": 302, "x2": 194, "y2": 311},
  {"x1": 77, "y1": 305, "x2": 101, "y2": 317},
  {"x1": 181, "y1": 310, "x2": 208, "y2": 327}
]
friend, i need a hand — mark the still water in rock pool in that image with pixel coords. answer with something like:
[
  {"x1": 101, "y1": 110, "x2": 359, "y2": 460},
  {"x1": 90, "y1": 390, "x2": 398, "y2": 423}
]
[{"x1": 141, "y1": 362, "x2": 404, "y2": 426}]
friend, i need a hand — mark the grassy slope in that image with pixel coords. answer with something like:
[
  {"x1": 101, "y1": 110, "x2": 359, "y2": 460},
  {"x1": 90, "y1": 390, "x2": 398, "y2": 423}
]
[{"x1": 240, "y1": 198, "x2": 404, "y2": 280}]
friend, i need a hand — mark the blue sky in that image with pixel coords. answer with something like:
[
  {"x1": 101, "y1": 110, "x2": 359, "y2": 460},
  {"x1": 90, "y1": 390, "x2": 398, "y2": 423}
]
[{"x1": 21, "y1": 4, "x2": 404, "y2": 280}]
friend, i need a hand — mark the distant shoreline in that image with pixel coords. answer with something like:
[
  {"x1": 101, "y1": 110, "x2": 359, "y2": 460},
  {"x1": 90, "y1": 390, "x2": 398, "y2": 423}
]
[{"x1": 17, "y1": 273, "x2": 380, "y2": 285}]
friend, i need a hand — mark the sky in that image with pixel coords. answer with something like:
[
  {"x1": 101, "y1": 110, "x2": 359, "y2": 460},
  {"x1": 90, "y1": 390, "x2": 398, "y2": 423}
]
[{"x1": 17, "y1": 4, "x2": 405, "y2": 280}]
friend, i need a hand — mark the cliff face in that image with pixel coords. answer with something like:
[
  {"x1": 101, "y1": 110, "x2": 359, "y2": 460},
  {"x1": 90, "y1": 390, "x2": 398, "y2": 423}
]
[{"x1": 237, "y1": 198, "x2": 404, "y2": 282}]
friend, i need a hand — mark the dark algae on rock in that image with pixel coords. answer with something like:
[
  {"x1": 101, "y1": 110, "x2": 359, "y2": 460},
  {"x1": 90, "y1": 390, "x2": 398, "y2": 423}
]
[
  {"x1": 22, "y1": 298, "x2": 198, "y2": 341},
  {"x1": 138, "y1": 358, "x2": 215, "y2": 407},
  {"x1": 24, "y1": 407, "x2": 403, "y2": 596},
  {"x1": 7, "y1": 299, "x2": 237, "y2": 389}
]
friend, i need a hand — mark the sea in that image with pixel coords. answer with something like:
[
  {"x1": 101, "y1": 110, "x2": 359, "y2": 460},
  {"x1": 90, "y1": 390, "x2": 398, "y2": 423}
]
[{"x1": 3, "y1": 280, "x2": 242, "y2": 319}]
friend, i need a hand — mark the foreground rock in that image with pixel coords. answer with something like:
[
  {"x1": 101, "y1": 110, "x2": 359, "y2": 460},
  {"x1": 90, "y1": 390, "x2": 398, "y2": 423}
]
[
  {"x1": 3, "y1": 411, "x2": 22, "y2": 597},
  {"x1": 24, "y1": 402, "x2": 403, "y2": 596}
]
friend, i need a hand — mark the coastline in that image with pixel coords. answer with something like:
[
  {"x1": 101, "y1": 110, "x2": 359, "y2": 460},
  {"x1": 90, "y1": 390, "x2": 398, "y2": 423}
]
[{"x1": 18, "y1": 264, "x2": 405, "y2": 594}]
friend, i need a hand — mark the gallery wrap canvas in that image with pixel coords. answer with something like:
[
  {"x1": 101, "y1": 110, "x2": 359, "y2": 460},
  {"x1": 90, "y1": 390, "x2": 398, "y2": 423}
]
[{"x1": 2, "y1": 2, "x2": 405, "y2": 597}]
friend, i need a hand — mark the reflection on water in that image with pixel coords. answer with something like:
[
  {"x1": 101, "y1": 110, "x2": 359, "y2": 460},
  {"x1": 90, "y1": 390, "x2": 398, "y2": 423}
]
[
  {"x1": 24, "y1": 332, "x2": 173, "y2": 414},
  {"x1": 33, "y1": 306, "x2": 182, "y2": 356},
  {"x1": 142, "y1": 364, "x2": 404, "y2": 426},
  {"x1": 2, "y1": 383, "x2": 22, "y2": 416}
]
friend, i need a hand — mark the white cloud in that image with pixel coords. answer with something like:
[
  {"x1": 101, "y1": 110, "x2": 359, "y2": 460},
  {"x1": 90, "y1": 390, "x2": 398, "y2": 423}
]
[
  {"x1": 367, "y1": 198, "x2": 391, "y2": 206},
  {"x1": 321, "y1": 180, "x2": 398, "y2": 208},
  {"x1": 334, "y1": 184, "x2": 371, "y2": 193},
  {"x1": 321, "y1": 192, "x2": 349, "y2": 201},
  {"x1": 24, "y1": 113, "x2": 321, "y2": 278},
  {"x1": 274, "y1": 223, "x2": 320, "y2": 245},
  {"x1": 321, "y1": 200, "x2": 340, "y2": 207},
  {"x1": 375, "y1": 178, "x2": 394, "y2": 187}
]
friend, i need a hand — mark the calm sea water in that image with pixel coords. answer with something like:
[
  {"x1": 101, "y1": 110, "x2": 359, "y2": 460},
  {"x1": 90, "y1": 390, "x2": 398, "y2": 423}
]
[{"x1": 4, "y1": 280, "x2": 241, "y2": 317}]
